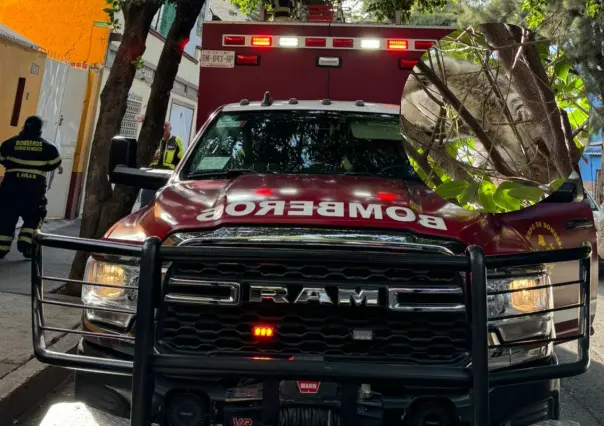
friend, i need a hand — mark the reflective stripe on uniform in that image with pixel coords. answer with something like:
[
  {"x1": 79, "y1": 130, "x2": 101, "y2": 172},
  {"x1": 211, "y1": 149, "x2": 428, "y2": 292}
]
[
  {"x1": 0, "y1": 235, "x2": 14, "y2": 242},
  {"x1": 20, "y1": 228, "x2": 35, "y2": 234},
  {"x1": 0, "y1": 244, "x2": 10, "y2": 252},
  {"x1": 4, "y1": 168, "x2": 47, "y2": 177},
  {"x1": 18, "y1": 236, "x2": 32, "y2": 244},
  {"x1": 3, "y1": 156, "x2": 60, "y2": 167}
]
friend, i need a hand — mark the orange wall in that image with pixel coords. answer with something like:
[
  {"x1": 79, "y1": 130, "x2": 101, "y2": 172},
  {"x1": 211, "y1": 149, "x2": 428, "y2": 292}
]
[{"x1": 0, "y1": 0, "x2": 110, "y2": 66}]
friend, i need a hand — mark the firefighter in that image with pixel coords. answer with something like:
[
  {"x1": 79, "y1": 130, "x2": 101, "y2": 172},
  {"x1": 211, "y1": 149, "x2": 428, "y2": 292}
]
[
  {"x1": 140, "y1": 122, "x2": 184, "y2": 207},
  {"x1": 0, "y1": 116, "x2": 62, "y2": 259}
]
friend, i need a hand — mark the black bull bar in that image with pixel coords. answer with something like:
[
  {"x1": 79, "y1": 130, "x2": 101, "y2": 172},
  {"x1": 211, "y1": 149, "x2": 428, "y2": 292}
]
[{"x1": 31, "y1": 232, "x2": 593, "y2": 426}]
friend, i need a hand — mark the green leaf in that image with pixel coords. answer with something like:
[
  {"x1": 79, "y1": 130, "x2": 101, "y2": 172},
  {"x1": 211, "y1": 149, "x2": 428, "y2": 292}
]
[
  {"x1": 458, "y1": 181, "x2": 479, "y2": 205},
  {"x1": 435, "y1": 180, "x2": 469, "y2": 199},
  {"x1": 478, "y1": 180, "x2": 498, "y2": 212},
  {"x1": 507, "y1": 185, "x2": 545, "y2": 202},
  {"x1": 553, "y1": 56, "x2": 571, "y2": 84},
  {"x1": 493, "y1": 183, "x2": 522, "y2": 211},
  {"x1": 550, "y1": 177, "x2": 567, "y2": 191},
  {"x1": 567, "y1": 108, "x2": 590, "y2": 128}
]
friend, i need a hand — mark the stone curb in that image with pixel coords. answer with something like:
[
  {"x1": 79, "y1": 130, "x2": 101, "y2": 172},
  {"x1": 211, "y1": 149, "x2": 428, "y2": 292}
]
[{"x1": 0, "y1": 332, "x2": 80, "y2": 422}]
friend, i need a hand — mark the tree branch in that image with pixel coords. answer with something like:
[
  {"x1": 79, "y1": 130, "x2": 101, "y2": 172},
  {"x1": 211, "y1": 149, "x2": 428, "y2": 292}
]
[{"x1": 414, "y1": 60, "x2": 517, "y2": 177}]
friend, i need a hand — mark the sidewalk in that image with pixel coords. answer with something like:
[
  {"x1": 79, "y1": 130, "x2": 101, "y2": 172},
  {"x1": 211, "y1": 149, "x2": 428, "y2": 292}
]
[{"x1": 0, "y1": 219, "x2": 82, "y2": 422}]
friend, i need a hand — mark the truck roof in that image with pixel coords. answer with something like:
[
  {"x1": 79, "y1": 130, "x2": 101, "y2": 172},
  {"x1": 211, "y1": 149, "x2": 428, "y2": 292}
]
[
  {"x1": 197, "y1": 22, "x2": 454, "y2": 130},
  {"x1": 221, "y1": 99, "x2": 401, "y2": 114}
]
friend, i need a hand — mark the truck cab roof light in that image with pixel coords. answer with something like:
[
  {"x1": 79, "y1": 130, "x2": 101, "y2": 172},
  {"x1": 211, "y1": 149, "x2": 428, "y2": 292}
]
[
  {"x1": 333, "y1": 38, "x2": 353, "y2": 48},
  {"x1": 305, "y1": 37, "x2": 327, "y2": 47},
  {"x1": 224, "y1": 35, "x2": 245, "y2": 46},
  {"x1": 252, "y1": 36, "x2": 272, "y2": 47},
  {"x1": 360, "y1": 39, "x2": 380, "y2": 49},
  {"x1": 236, "y1": 55, "x2": 259, "y2": 66},
  {"x1": 288, "y1": 98, "x2": 299, "y2": 104},
  {"x1": 261, "y1": 91, "x2": 273, "y2": 107},
  {"x1": 279, "y1": 37, "x2": 299, "y2": 47},
  {"x1": 317, "y1": 56, "x2": 341, "y2": 67},
  {"x1": 240, "y1": 99, "x2": 250, "y2": 106},
  {"x1": 355, "y1": 100, "x2": 365, "y2": 107},
  {"x1": 322, "y1": 99, "x2": 332, "y2": 105},
  {"x1": 415, "y1": 40, "x2": 435, "y2": 50},
  {"x1": 387, "y1": 39, "x2": 408, "y2": 50}
]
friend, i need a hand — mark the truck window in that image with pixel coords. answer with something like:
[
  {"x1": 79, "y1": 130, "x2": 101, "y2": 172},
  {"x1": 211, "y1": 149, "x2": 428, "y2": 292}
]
[{"x1": 182, "y1": 110, "x2": 420, "y2": 180}]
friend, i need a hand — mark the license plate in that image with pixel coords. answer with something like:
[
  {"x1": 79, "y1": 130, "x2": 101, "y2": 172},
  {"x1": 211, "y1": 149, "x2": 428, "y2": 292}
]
[{"x1": 201, "y1": 50, "x2": 235, "y2": 68}]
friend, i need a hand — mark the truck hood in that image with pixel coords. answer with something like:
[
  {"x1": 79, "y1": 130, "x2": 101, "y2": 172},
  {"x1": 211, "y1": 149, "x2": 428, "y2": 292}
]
[{"x1": 106, "y1": 174, "x2": 530, "y2": 254}]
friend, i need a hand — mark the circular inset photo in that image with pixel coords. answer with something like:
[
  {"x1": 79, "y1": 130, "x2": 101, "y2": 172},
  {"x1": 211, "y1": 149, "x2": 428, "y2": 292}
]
[{"x1": 400, "y1": 23, "x2": 589, "y2": 213}]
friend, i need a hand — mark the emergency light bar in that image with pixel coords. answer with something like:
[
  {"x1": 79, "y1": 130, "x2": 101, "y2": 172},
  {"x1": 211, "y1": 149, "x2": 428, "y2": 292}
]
[{"x1": 223, "y1": 34, "x2": 436, "y2": 51}]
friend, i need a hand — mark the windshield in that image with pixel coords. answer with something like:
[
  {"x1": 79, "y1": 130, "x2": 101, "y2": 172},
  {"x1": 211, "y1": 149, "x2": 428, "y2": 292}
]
[{"x1": 182, "y1": 110, "x2": 419, "y2": 180}]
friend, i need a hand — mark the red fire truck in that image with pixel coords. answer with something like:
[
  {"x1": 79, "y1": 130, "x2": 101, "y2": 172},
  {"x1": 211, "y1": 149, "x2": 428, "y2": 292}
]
[{"x1": 31, "y1": 21, "x2": 596, "y2": 426}]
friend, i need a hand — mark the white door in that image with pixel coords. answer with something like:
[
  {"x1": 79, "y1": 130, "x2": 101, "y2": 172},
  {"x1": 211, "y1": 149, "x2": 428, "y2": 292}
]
[
  {"x1": 169, "y1": 102, "x2": 195, "y2": 152},
  {"x1": 36, "y1": 59, "x2": 87, "y2": 219}
]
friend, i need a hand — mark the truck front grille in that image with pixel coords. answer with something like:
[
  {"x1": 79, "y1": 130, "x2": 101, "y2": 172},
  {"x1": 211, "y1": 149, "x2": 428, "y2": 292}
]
[{"x1": 156, "y1": 254, "x2": 470, "y2": 365}]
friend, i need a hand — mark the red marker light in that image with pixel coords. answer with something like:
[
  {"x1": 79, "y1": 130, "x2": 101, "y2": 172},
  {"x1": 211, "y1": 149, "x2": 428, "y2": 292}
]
[
  {"x1": 256, "y1": 188, "x2": 273, "y2": 195},
  {"x1": 253, "y1": 326, "x2": 275, "y2": 338},
  {"x1": 378, "y1": 192, "x2": 397, "y2": 201},
  {"x1": 387, "y1": 40, "x2": 408, "y2": 50},
  {"x1": 236, "y1": 55, "x2": 259, "y2": 66},
  {"x1": 224, "y1": 36, "x2": 246, "y2": 46},
  {"x1": 415, "y1": 40, "x2": 435, "y2": 50},
  {"x1": 305, "y1": 37, "x2": 327, "y2": 47},
  {"x1": 252, "y1": 36, "x2": 272, "y2": 47},
  {"x1": 333, "y1": 38, "x2": 354, "y2": 48},
  {"x1": 399, "y1": 59, "x2": 417, "y2": 70}
]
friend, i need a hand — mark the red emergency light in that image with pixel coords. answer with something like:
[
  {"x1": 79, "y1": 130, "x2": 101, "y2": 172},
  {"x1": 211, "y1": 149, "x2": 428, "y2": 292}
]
[
  {"x1": 253, "y1": 325, "x2": 275, "y2": 338},
  {"x1": 378, "y1": 192, "x2": 397, "y2": 201},
  {"x1": 399, "y1": 59, "x2": 417, "y2": 70},
  {"x1": 305, "y1": 37, "x2": 327, "y2": 47},
  {"x1": 332, "y1": 38, "x2": 354, "y2": 48},
  {"x1": 255, "y1": 188, "x2": 273, "y2": 195},
  {"x1": 252, "y1": 36, "x2": 272, "y2": 47},
  {"x1": 387, "y1": 39, "x2": 408, "y2": 50},
  {"x1": 224, "y1": 35, "x2": 246, "y2": 46},
  {"x1": 236, "y1": 55, "x2": 259, "y2": 66},
  {"x1": 415, "y1": 40, "x2": 435, "y2": 50}
]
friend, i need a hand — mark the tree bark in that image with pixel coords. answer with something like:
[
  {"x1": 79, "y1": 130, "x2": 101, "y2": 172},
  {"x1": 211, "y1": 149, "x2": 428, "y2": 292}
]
[
  {"x1": 136, "y1": 0, "x2": 205, "y2": 168},
  {"x1": 478, "y1": 23, "x2": 575, "y2": 180},
  {"x1": 109, "y1": 0, "x2": 206, "y2": 222},
  {"x1": 64, "y1": 1, "x2": 163, "y2": 294}
]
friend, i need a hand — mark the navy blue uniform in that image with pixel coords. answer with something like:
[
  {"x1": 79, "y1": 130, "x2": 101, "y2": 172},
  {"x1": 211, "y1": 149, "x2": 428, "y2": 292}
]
[{"x1": 0, "y1": 135, "x2": 62, "y2": 258}]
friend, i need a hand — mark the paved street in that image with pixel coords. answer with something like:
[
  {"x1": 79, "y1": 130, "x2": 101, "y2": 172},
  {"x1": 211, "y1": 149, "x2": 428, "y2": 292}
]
[
  {"x1": 0, "y1": 219, "x2": 82, "y2": 295},
  {"x1": 4, "y1": 226, "x2": 604, "y2": 425}
]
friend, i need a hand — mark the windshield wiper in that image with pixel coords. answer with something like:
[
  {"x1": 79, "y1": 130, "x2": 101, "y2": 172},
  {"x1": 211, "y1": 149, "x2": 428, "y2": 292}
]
[{"x1": 187, "y1": 169, "x2": 270, "y2": 180}]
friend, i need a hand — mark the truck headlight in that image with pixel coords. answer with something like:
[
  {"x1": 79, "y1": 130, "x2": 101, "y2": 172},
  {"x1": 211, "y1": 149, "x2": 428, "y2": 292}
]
[
  {"x1": 82, "y1": 257, "x2": 139, "y2": 329},
  {"x1": 487, "y1": 269, "x2": 554, "y2": 370}
]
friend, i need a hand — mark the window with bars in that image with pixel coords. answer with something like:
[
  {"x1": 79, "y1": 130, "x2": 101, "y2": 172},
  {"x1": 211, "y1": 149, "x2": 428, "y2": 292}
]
[{"x1": 119, "y1": 93, "x2": 143, "y2": 138}]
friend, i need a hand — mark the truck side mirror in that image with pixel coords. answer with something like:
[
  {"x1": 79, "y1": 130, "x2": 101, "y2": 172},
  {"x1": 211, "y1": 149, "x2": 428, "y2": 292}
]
[
  {"x1": 109, "y1": 136, "x2": 137, "y2": 173},
  {"x1": 542, "y1": 177, "x2": 584, "y2": 204},
  {"x1": 108, "y1": 136, "x2": 170, "y2": 190}
]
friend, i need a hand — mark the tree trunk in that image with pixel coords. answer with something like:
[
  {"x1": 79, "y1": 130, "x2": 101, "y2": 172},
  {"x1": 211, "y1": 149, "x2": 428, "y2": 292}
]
[
  {"x1": 136, "y1": 0, "x2": 206, "y2": 168},
  {"x1": 106, "y1": 0, "x2": 206, "y2": 230},
  {"x1": 479, "y1": 23, "x2": 576, "y2": 180},
  {"x1": 64, "y1": 1, "x2": 163, "y2": 294}
]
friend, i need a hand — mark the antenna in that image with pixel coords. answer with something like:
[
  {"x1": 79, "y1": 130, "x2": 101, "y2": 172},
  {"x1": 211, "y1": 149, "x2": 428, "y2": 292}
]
[{"x1": 261, "y1": 91, "x2": 273, "y2": 107}]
